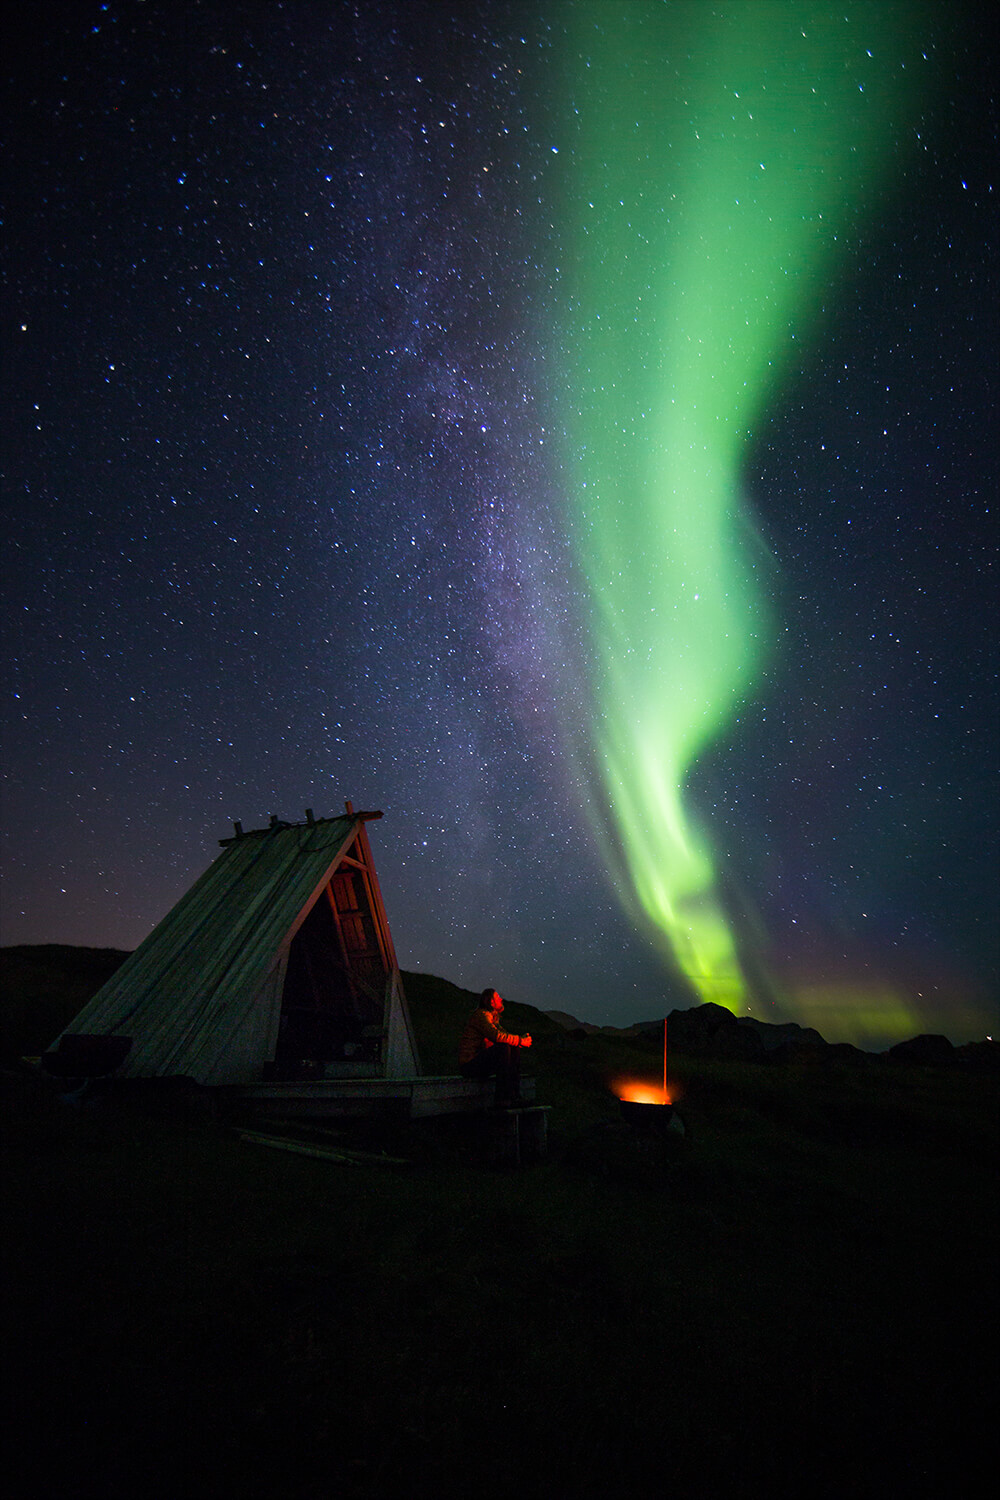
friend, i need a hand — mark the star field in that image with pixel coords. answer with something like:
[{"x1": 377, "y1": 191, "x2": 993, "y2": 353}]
[{"x1": 2, "y1": 1, "x2": 996, "y2": 1044}]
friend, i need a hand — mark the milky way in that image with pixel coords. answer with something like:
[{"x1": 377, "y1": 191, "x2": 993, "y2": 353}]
[{"x1": 3, "y1": 1, "x2": 996, "y2": 1045}]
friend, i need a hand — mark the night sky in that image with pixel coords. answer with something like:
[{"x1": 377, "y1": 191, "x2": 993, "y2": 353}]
[{"x1": 3, "y1": 1, "x2": 996, "y2": 1047}]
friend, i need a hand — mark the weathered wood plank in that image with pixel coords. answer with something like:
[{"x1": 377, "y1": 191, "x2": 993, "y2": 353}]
[
  {"x1": 238, "y1": 1128, "x2": 408, "y2": 1165},
  {"x1": 223, "y1": 1073, "x2": 536, "y2": 1120}
]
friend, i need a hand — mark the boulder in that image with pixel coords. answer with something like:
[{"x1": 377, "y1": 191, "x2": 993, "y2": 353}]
[
  {"x1": 666, "y1": 1003, "x2": 770, "y2": 1060},
  {"x1": 955, "y1": 1039, "x2": 1000, "y2": 1070},
  {"x1": 666, "y1": 1002, "x2": 738, "y2": 1055},
  {"x1": 887, "y1": 1033, "x2": 956, "y2": 1066},
  {"x1": 737, "y1": 1016, "x2": 826, "y2": 1053},
  {"x1": 712, "y1": 1022, "x2": 767, "y2": 1062}
]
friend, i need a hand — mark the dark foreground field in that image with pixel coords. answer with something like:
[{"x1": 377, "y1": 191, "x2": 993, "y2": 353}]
[{"x1": 2, "y1": 951, "x2": 997, "y2": 1498}]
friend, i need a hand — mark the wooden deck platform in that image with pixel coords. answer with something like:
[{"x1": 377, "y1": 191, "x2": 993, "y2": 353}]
[{"x1": 223, "y1": 1074, "x2": 536, "y2": 1120}]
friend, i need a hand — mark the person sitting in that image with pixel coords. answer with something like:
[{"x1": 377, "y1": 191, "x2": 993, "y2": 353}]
[{"x1": 458, "y1": 988, "x2": 532, "y2": 1107}]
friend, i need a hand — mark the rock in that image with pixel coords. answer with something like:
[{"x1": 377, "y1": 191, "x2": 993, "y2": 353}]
[
  {"x1": 771, "y1": 1038, "x2": 831, "y2": 1066},
  {"x1": 955, "y1": 1039, "x2": 1000, "y2": 1070},
  {"x1": 712, "y1": 1022, "x2": 767, "y2": 1062},
  {"x1": 545, "y1": 1009, "x2": 601, "y2": 1035},
  {"x1": 737, "y1": 1016, "x2": 826, "y2": 1053},
  {"x1": 666, "y1": 1002, "x2": 738, "y2": 1055},
  {"x1": 887, "y1": 1034, "x2": 956, "y2": 1066},
  {"x1": 826, "y1": 1042, "x2": 869, "y2": 1065}
]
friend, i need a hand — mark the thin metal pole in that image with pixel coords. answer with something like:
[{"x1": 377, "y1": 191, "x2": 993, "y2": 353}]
[{"x1": 663, "y1": 1017, "x2": 667, "y2": 1103}]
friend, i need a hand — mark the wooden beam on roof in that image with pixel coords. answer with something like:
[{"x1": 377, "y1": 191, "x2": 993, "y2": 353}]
[
  {"x1": 344, "y1": 799, "x2": 383, "y2": 823},
  {"x1": 322, "y1": 881, "x2": 365, "y2": 1020},
  {"x1": 351, "y1": 810, "x2": 400, "y2": 976},
  {"x1": 337, "y1": 854, "x2": 366, "y2": 872}
]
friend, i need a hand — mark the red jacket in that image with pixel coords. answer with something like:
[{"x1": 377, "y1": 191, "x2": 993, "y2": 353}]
[{"x1": 458, "y1": 1007, "x2": 527, "y2": 1067}]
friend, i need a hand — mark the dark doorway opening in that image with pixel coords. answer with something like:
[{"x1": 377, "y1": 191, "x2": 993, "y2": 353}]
[{"x1": 273, "y1": 862, "x2": 388, "y2": 1073}]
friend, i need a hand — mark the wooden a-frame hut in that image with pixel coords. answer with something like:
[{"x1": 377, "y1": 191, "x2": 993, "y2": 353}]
[{"x1": 53, "y1": 805, "x2": 421, "y2": 1090}]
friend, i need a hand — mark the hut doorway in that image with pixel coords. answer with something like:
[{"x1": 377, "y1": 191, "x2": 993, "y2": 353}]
[{"x1": 274, "y1": 856, "x2": 389, "y2": 1071}]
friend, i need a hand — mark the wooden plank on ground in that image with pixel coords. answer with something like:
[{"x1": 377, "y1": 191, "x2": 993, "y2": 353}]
[{"x1": 238, "y1": 1128, "x2": 408, "y2": 1165}]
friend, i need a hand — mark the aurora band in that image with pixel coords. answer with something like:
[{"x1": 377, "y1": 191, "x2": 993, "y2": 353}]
[{"x1": 557, "y1": 3, "x2": 925, "y2": 1008}]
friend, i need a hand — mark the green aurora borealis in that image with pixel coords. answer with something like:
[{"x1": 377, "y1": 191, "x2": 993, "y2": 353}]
[{"x1": 559, "y1": 2, "x2": 928, "y2": 1018}]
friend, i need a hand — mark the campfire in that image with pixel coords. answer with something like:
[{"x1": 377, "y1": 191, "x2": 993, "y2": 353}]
[{"x1": 614, "y1": 1019, "x2": 683, "y2": 1134}]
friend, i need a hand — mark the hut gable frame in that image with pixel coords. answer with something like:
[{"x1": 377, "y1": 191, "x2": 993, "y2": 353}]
[{"x1": 56, "y1": 804, "x2": 421, "y2": 1087}]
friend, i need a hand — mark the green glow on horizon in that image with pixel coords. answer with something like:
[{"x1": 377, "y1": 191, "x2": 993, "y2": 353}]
[{"x1": 559, "y1": 2, "x2": 925, "y2": 1008}]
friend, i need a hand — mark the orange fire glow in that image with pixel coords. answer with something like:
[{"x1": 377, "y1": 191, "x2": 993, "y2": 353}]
[{"x1": 614, "y1": 1080, "x2": 673, "y2": 1106}]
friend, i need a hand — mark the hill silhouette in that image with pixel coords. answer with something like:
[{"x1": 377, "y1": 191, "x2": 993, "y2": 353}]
[{"x1": 3, "y1": 943, "x2": 995, "y2": 1071}]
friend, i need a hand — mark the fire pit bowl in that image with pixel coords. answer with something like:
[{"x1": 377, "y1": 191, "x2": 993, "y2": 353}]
[{"x1": 619, "y1": 1098, "x2": 679, "y2": 1135}]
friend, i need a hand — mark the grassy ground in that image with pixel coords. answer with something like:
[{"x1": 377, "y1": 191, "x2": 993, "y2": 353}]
[{"x1": 2, "y1": 957, "x2": 997, "y2": 1498}]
